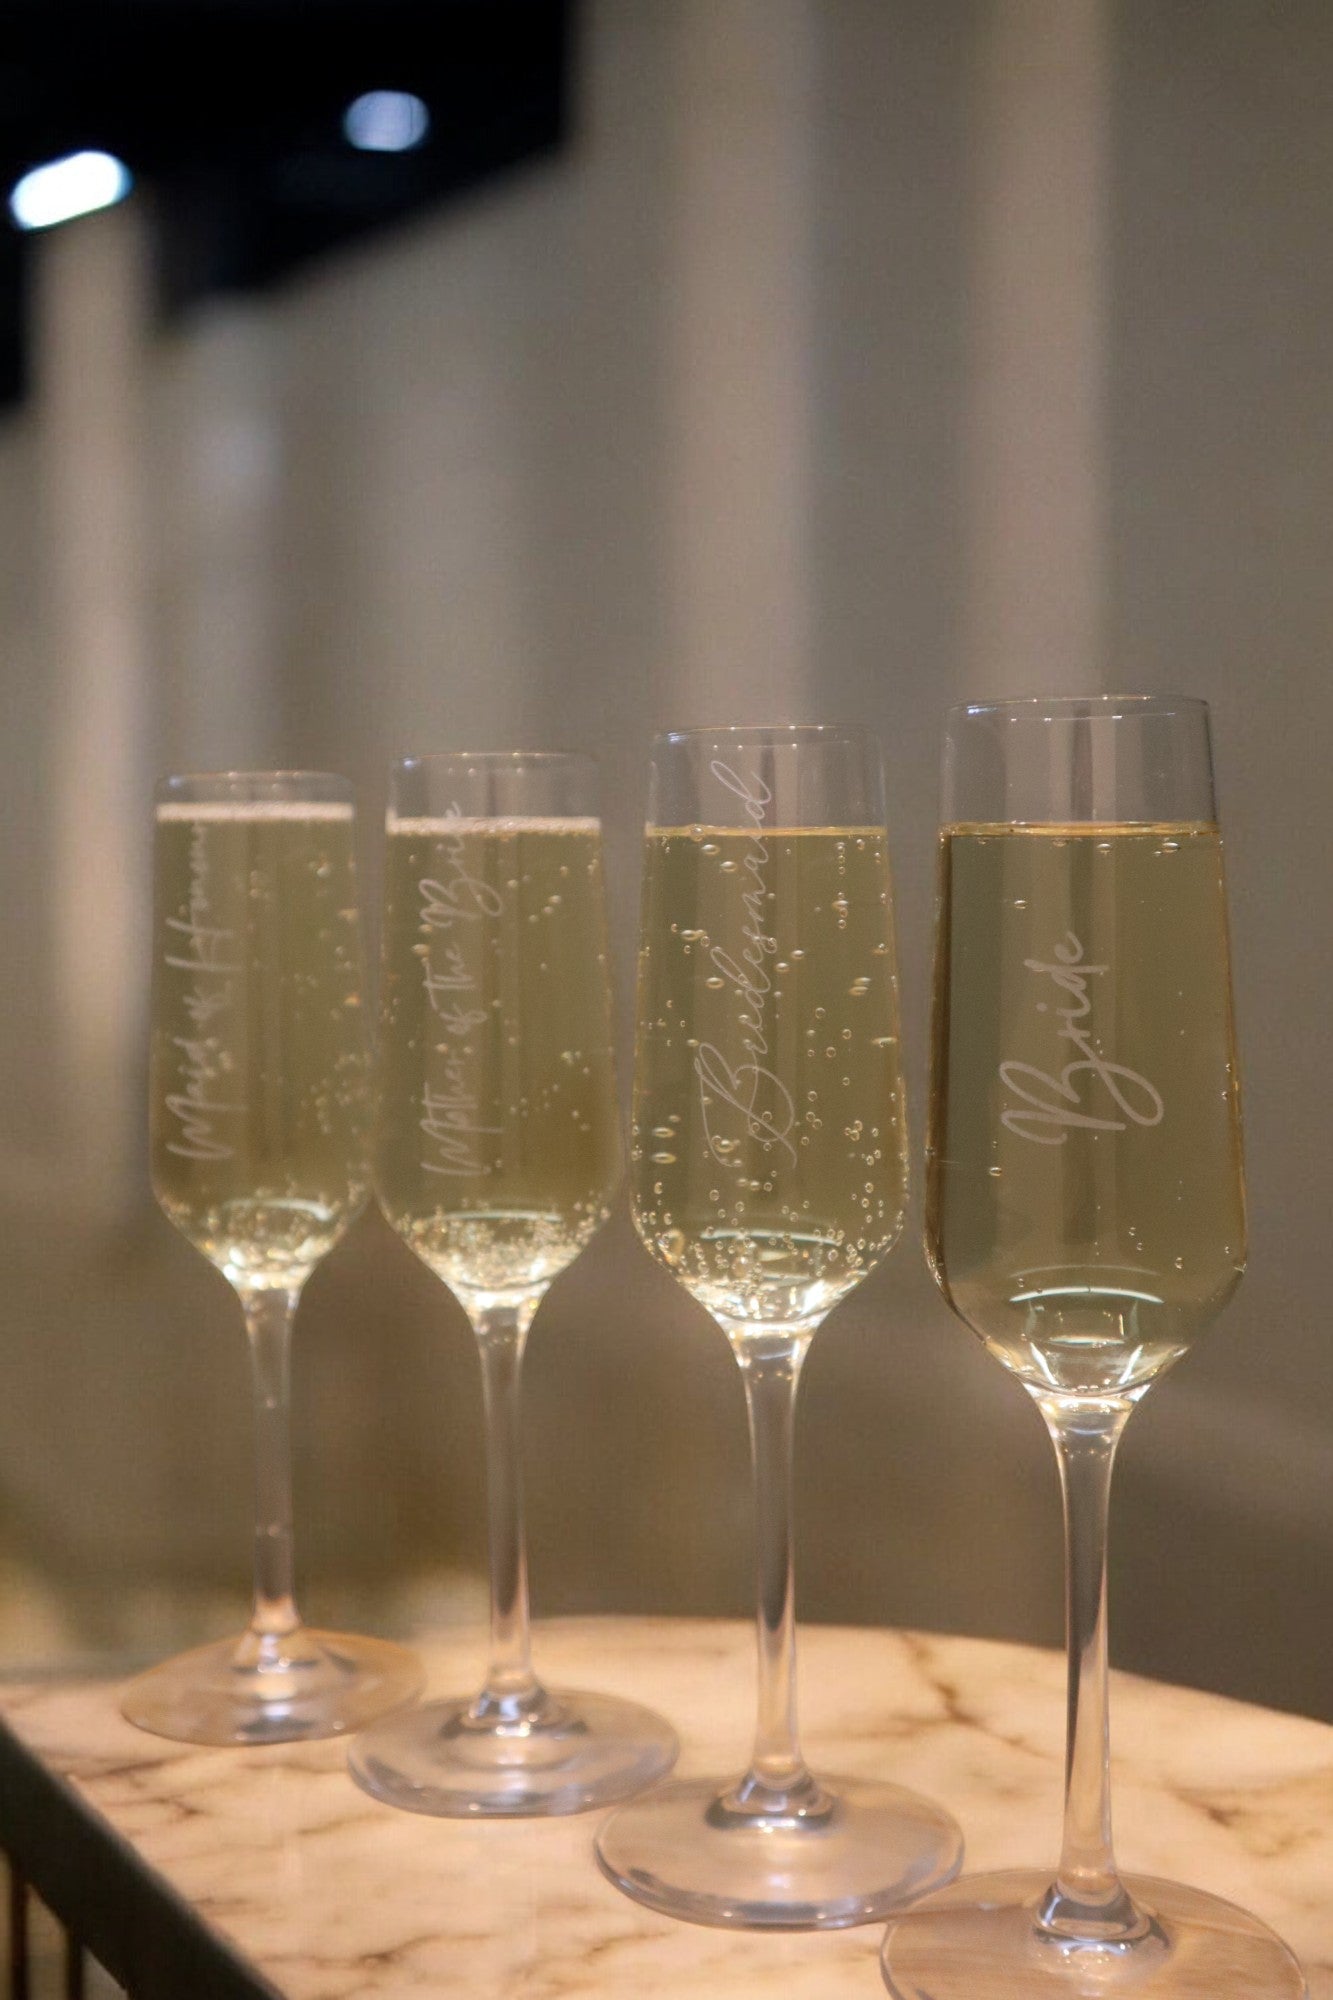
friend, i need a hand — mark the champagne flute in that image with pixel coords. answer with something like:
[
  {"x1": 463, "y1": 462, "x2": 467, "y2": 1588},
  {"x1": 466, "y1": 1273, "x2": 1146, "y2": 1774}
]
[
  {"x1": 881, "y1": 697, "x2": 1304, "y2": 1998},
  {"x1": 123, "y1": 771, "x2": 424, "y2": 1745},
  {"x1": 595, "y1": 726, "x2": 963, "y2": 1929},
  {"x1": 347, "y1": 751, "x2": 678, "y2": 1816}
]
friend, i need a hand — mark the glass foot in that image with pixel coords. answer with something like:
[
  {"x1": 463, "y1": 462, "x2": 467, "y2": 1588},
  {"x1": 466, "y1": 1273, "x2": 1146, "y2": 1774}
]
[
  {"x1": 595, "y1": 1773, "x2": 963, "y2": 1930},
  {"x1": 347, "y1": 1686, "x2": 679, "y2": 1817},
  {"x1": 880, "y1": 1868, "x2": 1307, "y2": 1999},
  {"x1": 120, "y1": 1630, "x2": 424, "y2": 1746}
]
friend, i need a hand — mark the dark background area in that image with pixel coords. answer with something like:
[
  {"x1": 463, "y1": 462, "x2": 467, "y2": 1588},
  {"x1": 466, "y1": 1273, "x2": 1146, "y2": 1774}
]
[{"x1": 0, "y1": 0, "x2": 572, "y2": 399}]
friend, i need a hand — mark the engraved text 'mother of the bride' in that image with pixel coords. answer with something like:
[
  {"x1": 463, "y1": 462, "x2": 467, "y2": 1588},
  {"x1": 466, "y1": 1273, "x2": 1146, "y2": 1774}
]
[{"x1": 376, "y1": 813, "x2": 621, "y2": 1300}]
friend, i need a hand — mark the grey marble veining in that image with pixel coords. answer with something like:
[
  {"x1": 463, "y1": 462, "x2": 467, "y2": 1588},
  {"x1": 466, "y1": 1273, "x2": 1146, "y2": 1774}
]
[{"x1": 1, "y1": 1617, "x2": 1328, "y2": 1998}]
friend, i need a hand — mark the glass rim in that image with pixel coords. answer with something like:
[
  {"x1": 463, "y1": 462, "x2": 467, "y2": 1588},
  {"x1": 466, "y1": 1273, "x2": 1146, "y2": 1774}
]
[
  {"x1": 654, "y1": 722, "x2": 868, "y2": 747},
  {"x1": 156, "y1": 768, "x2": 352, "y2": 794},
  {"x1": 392, "y1": 748, "x2": 596, "y2": 769},
  {"x1": 947, "y1": 693, "x2": 1209, "y2": 720}
]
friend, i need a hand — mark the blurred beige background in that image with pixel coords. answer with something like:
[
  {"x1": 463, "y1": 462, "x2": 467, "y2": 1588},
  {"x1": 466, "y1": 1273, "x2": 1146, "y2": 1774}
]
[{"x1": 0, "y1": 0, "x2": 1328, "y2": 1720}]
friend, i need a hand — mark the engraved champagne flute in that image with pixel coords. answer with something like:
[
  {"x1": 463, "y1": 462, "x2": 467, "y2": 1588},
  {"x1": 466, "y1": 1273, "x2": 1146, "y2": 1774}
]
[
  {"x1": 595, "y1": 725, "x2": 963, "y2": 1929},
  {"x1": 123, "y1": 771, "x2": 424, "y2": 1745},
  {"x1": 346, "y1": 751, "x2": 678, "y2": 1816},
  {"x1": 881, "y1": 696, "x2": 1305, "y2": 1998}
]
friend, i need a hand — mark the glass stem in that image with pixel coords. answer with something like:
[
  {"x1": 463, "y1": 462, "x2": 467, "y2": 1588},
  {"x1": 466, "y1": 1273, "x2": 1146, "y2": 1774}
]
[
  {"x1": 471, "y1": 1298, "x2": 546, "y2": 1721},
  {"x1": 1035, "y1": 1392, "x2": 1146, "y2": 1941},
  {"x1": 728, "y1": 1328, "x2": 825, "y2": 1817},
  {"x1": 239, "y1": 1287, "x2": 303, "y2": 1666}
]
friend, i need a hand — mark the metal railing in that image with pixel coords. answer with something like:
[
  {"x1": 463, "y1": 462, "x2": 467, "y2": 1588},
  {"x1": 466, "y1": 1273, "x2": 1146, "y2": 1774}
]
[{"x1": 5, "y1": 1861, "x2": 124, "y2": 2000}]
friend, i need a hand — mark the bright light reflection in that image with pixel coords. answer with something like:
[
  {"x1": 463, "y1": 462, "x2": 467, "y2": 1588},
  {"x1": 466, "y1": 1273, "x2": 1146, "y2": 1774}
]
[
  {"x1": 342, "y1": 91, "x2": 430, "y2": 153},
  {"x1": 1010, "y1": 1286, "x2": 1163, "y2": 1306},
  {"x1": 9, "y1": 151, "x2": 133, "y2": 230}
]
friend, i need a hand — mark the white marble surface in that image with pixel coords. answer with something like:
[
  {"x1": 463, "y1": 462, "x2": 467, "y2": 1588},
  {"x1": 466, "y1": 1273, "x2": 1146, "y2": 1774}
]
[{"x1": 1, "y1": 1617, "x2": 1329, "y2": 1998}]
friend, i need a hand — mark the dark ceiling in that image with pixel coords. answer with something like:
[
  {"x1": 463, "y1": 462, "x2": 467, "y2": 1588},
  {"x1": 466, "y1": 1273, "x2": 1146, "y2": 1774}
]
[{"x1": 0, "y1": 0, "x2": 573, "y2": 401}]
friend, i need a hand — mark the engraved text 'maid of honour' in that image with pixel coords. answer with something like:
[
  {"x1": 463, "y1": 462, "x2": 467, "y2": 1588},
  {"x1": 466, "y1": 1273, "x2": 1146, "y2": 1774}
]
[{"x1": 150, "y1": 802, "x2": 370, "y2": 1290}]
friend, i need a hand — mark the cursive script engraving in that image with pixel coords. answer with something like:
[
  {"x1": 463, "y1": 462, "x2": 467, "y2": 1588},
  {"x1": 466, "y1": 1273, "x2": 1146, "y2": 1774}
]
[
  {"x1": 1000, "y1": 931, "x2": 1164, "y2": 1145},
  {"x1": 163, "y1": 820, "x2": 241, "y2": 1160},
  {"x1": 415, "y1": 810, "x2": 501, "y2": 1177},
  {"x1": 693, "y1": 761, "x2": 797, "y2": 1167}
]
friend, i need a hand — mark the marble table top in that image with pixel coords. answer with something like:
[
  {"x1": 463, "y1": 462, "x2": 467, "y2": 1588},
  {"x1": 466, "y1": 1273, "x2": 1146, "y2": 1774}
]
[{"x1": 0, "y1": 1616, "x2": 1327, "y2": 1999}]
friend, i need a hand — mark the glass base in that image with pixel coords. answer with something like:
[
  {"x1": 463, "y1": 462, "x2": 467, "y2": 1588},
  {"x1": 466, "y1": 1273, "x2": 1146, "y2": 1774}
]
[
  {"x1": 595, "y1": 1773, "x2": 964, "y2": 1930},
  {"x1": 120, "y1": 1630, "x2": 425, "y2": 1747},
  {"x1": 347, "y1": 1686, "x2": 679, "y2": 1818},
  {"x1": 880, "y1": 1868, "x2": 1307, "y2": 1999}
]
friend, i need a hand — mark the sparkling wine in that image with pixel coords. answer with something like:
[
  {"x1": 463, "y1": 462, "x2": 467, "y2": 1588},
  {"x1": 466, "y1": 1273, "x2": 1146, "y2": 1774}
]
[
  {"x1": 151, "y1": 802, "x2": 371, "y2": 1290},
  {"x1": 633, "y1": 826, "x2": 908, "y2": 1328},
  {"x1": 927, "y1": 822, "x2": 1245, "y2": 1396},
  {"x1": 376, "y1": 815, "x2": 621, "y2": 1300}
]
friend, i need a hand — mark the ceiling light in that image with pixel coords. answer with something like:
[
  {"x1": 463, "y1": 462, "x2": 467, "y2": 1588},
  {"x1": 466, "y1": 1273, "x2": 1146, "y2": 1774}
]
[
  {"x1": 342, "y1": 91, "x2": 430, "y2": 154},
  {"x1": 9, "y1": 151, "x2": 133, "y2": 231}
]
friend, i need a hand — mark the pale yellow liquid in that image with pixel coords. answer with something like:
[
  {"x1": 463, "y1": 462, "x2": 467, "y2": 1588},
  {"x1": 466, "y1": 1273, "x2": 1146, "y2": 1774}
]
[
  {"x1": 633, "y1": 827, "x2": 908, "y2": 1329},
  {"x1": 927, "y1": 824, "x2": 1245, "y2": 1396},
  {"x1": 151, "y1": 803, "x2": 371, "y2": 1291},
  {"x1": 376, "y1": 817, "x2": 621, "y2": 1302}
]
